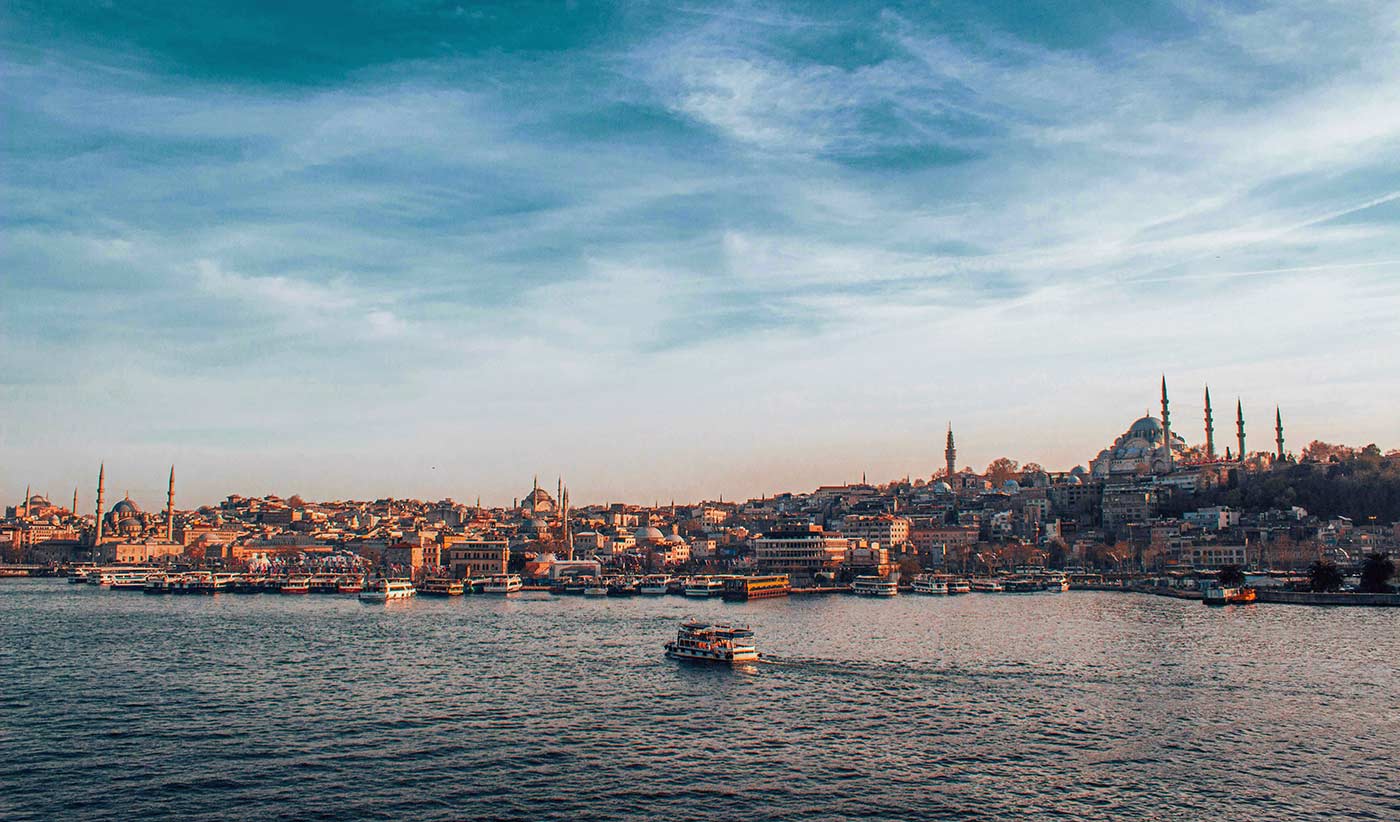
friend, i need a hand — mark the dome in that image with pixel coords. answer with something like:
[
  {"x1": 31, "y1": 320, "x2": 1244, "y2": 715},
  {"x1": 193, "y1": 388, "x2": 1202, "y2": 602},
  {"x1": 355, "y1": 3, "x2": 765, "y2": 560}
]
[
  {"x1": 1063, "y1": 474, "x2": 1083, "y2": 486},
  {"x1": 1069, "y1": 465, "x2": 1088, "y2": 477},
  {"x1": 111, "y1": 498, "x2": 142, "y2": 517},
  {"x1": 634, "y1": 526, "x2": 664, "y2": 541},
  {"x1": 1003, "y1": 479, "x2": 1021, "y2": 492},
  {"x1": 1127, "y1": 416, "x2": 1164, "y2": 439},
  {"x1": 931, "y1": 481, "x2": 953, "y2": 494}
]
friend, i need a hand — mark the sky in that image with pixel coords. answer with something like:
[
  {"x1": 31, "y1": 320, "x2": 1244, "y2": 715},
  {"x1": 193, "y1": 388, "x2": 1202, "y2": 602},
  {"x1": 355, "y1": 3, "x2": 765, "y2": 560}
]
[{"x1": 3, "y1": 1, "x2": 1399, "y2": 510}]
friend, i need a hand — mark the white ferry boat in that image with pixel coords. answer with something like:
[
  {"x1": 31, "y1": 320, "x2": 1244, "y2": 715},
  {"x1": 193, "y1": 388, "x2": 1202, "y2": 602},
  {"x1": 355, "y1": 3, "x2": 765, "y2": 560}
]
[
  {"x1": 1043, "y1": 574, "x2": 1070, "y2": 592},
  {"x1": 684, "y1": 576, "x2": 726, "y2": 598},
  {"x1": 359, "y1": 578, "x2": 416, "y2": 602},
  {"x1": 947, "y1": 579, "x2": 971, "y2": 594},
  {"x1": 852, "y1": 575, "x2": 898, "y2": 597},
  {"x1": 911, "y1": 574, "x2": 948, "y2": 595},
  {"x1": 583, "y1": 577, "x2": 609, "y2": 597},
  {"x1": 97, "y1": 570, "x2": 152, "y2": 589},
  {"x1": 970, "y1": 578, "x2": 1005, "y2": 593},
  {"x1": 664, "y1": 621, "x2": 759, "y2": 664},
  {"x1": 638, "y1": 575, "x2": 673, "y2": 595},
  {"x1": 482, "y1": 574, "x2": 523, "y2": 594}
]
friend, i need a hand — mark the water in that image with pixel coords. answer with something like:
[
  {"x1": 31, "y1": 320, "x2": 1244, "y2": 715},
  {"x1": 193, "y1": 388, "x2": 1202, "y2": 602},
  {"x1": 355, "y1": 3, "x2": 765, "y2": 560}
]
[{"x1": 2, "y1": 580, "x2": 1396, "y2": 821}]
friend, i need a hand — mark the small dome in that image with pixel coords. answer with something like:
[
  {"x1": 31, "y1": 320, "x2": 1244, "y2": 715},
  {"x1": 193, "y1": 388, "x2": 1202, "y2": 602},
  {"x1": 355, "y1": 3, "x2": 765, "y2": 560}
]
[
  {"x1": 1003, "y1": 479, "x2": 1021, "y2": 492},
  {"x1": 931, "y1": 481, "x2": 953, "y2": 494},
  {"x1": 634, "y1": 525, "x2": 664, "y2": 541},
  {"x1": 1069, "y1": 465, "x2": 1088, "y2": 477},
  {"x1": 1063, "y1": 474, "x2": 1083, "y2": 486}
]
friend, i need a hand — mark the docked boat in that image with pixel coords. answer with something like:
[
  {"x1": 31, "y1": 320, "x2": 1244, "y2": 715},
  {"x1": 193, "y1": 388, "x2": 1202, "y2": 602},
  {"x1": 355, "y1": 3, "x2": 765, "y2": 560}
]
[
  {"x1": 308, "y1": 574, "x2": 343, "y2": 594},
  {"x1": 482, "y1": 574, "x2": 523, "y2": 594},
  {"x1": 1204, "y1": 585, "x2": 1257, "y2": 606},
  {"x1": 583, "y1": 577, "x2": 609, "y2": 597},
  {"x1": 419, "y1": 577, "x2": 464, "y2": 596},
  {"x1": 280, "y1": 576, "x2": 311, "y2": 594},
  {"x1": 359, "y1": 578, "x2": 416, "y2": 602},
  {"x1": 1003, "y1": 577, "x2": 1041, "y2": 593},
  {"x1": 852, "y1": 575, "x2": 899, "y2": 597},
  {"x1": 683, "y1": 576, "x2": 726, "y2": 598},
  {"x1": 1043, "y1": 574, "x2": 1070, "y2": 592},
  {"x1": 607, "y1": 577, "x2": 638, "y2": 597},
  {"x1": 947, "y1": 579, "x2": 971, "y2": 594},
  {"x1": 562, "y1": 577, "x2": 588, "y2": 595},
  {"x1": 336, "y1": 577, "x2": 364, "y2": 595},
  {"x1": 664, "y1": 621, "x2": 760, "y2": 664},
  {"x1": 97, "y1": 570, "x2": 152, "y2": 589},
  {"x1": 911, "y1": 574, "x2": 948, "y2": 595},
  {"x1": 143, "y1": 573, "x2": 175, "y2": 594},
  {"x1": 722, "y1": 574, "x2": 791, "y2": 601},
  {"x1": 638, "y1": 575, "x2": 673, "y2": 595},
  {"x1": 970, "y1": 578, "x2": 1005, "y2": 593}
]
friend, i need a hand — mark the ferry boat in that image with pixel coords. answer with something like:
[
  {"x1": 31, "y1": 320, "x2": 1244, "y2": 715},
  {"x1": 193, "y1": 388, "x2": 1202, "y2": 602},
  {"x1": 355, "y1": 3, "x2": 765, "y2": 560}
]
[
  {"x1": 562, "y1": 577, "x2": 588, "y2": 595},
  {"x1": 336, "y1": 577, "x2": 364, "y2": 595},
  {"x1": 482, "y1": 574, "x2": 523, "y2": 594},
  {"x1": 684, "y1": 576, "x2": 726, "y2": 598},
  {"x1": 852, "y1": 575, "x2": 899, "y2": 597},
  {"x1": 722, "y1": 574, "x2": 791, "y2": 601},
  {"x1": 1204, "y1": 585, "x2": 1257, "y2": 606},
  {"x1": 419, "y1": 577, "x2": 464, "y2": 597},
  {"x1": 308, "y1": 574, "x2": 343, "y2": 594},
  {"x1": 359, "y1": 578, "x2": 416, "y2": 602},
  {"x1": 1043, "y1": 574, "x2": 1070, "y2": 592},
  {"x1": 607, "y1": 577, "x2": 638, "y2": 597},
  {"x1": 947, "y1": 579, "x2": 971, "y2": 594},
  {"x1": 97, "y1": 570, "x2": 153, "y2": 589},
  {"x1": 583, "y1": 577, "x2": 609, "y2": 597},
  {"x1": 638, "y1": 575, "x2": 674, "y2": 595},
  {"x1": 970, "y1": 578, "x2": 1005, "y2": 593},
  {"x1": 911, "y1": 574, "x2": 948, "y2": 595},
  {"x1": 143, "y1": 573, "x2": 175, "y2": 594},
  {"x1": 664, "y1": 621, "x2": 760, "y2": 664},
  {"x1": 1003, "y1": 577, "x2": 1041, "y2": 593},
  {"x1": 280, "y1": 576, "x2": 311, "y2": 595}
]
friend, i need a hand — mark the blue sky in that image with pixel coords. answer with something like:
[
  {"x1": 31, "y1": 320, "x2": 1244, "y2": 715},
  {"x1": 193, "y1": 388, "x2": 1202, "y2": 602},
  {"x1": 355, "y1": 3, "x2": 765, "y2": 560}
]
[{"x1": 3, "y1": 1, "x2": 1399, "y2": 507}]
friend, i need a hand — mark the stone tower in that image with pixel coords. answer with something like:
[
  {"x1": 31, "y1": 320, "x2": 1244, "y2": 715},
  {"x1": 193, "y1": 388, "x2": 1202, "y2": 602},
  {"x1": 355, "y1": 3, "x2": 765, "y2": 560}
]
[
  {"x1": 1204, "y1": 386, "x2": 1215, "y2": 460},
  {"x1": 166, "y1": 466, "x2": 176, "y2": 542},
  {"x1": 1236, "y1": 400, "x2": 1246, "y2": 463},
  {"x1": 1160, "y1": 376, "x2": 1173, "y2": 472},
  {"x1": 944, "y1": 423, "x2": 956, "y2": 479},
  {"x1": 1275, "y1": 408, "x2": 1285, "y2": 461},
  {"x1": 94, "y1": 463, "x2": 106, "y2": 546}
]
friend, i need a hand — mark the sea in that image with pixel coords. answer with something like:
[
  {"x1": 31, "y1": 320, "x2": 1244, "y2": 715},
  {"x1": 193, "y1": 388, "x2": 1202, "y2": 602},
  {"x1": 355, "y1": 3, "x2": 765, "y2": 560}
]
[{"x1": 2, "y1": 579, "x2": 1396, "y2": 821}]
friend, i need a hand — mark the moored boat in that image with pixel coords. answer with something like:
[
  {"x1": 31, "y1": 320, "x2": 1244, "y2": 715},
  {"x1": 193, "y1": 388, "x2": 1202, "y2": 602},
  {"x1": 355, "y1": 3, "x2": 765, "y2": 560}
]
[
  {"x1": 852, "y1": 575, "x2": 899, "y2": 597},
  {"x1": 970, "y1": 578, "x2": 1005, "y2": 593},
  {"x1": 947, "y1": 579, "x2": 971, "y2": 594},
  {"x1": 911, "y1": 574, "x2": 948, "y2": 595},
  {"x1": 1204, "y1": 585, "x2": 1257, "y2": 605},
  {"x1": 419, "y1": 577, "x2": 464, "y2": 596},
  {"x1": 482, "y1": 574, "x2": 523, "y2": 594},
  {"x1": 664, "y1": 621, "x2": 759, "y2": 664},
  {"x1": 722, "y1": 574, "x2": 791, "y2": 601},
  {"x1": 280, "y1": 576, "x2": 311, "y2": 594},
  {"x1": 336, "y1": 577, "x2": 364, "y2": 595},
  {"x1": 359, "y1": 578, "x2": 416, "y2": 602},
  {"x1": 683, "y1": 576, "x2": 726, "y2": 598},
  {"x1": 638, "y1": 575, "x2": 674, "y2": 595}
]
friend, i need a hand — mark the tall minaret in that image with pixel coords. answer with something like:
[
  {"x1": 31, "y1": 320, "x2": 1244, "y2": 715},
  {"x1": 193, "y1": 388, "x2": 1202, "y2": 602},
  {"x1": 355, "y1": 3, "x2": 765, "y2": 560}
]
[
  {"x1": 23, "y1": 484, "x2": 31, "y2": 517},
  {"x1": 94, "y1": 463, "x2": 106, "y2": 545},
  {"x1": 1236, "y1": 400, "x2": 1246, "y2": 462},
  {"x1": 166, "y1": 465, "x2": 176, "y2": 542},
  {"x1": 944, "y1": 423, "x2": 956, "y2": 478},
  {"x1": 1160, "y1": 376, "x2": 1173, "y2": 472},
  {"x1": 1275, "y1": 408, "x2": 1285, "y2": 461},
  {"x1": 72, "y1": 488, "x2": 79, "y2": 516},
  {"x1": 1204, "y1": 386, "x2": 1216, "y2": 460}
]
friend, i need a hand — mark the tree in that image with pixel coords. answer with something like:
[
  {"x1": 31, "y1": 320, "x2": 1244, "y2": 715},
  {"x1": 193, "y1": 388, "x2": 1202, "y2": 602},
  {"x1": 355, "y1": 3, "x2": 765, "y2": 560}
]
[
  {"x1": 1307, "y1": 560, "x2": 1344, "y2": 593},
  {"x1": 1358, "y1": 553, "x2": 1395, "y2": 593},
  {"x1": 1217, "y1": 564, "x2": 1246, "y2": 587},
  {"x1": 985, "y1": 457, "x2": 1020, "y2": 485}
]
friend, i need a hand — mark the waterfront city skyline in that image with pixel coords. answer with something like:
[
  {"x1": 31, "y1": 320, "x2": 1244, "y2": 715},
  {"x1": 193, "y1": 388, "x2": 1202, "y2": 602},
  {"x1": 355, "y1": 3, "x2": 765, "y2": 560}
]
[{"x1": 6, "y1": 2, "x2": 1400, "y2": 505}]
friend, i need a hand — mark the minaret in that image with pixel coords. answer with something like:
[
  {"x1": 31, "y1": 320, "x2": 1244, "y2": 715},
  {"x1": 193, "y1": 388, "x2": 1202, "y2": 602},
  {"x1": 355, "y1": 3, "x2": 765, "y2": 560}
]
[
  {"x1": 1275, "y1": 408, "x2": 1285, "y2": 460},
  {"x1": 1160, "y1": 376, "x2": 1173, "y2": 472},
  {"x1": 944, "y1": 423, "x2": 956, "y2": 478},
  {"x1": 166, "y1": 466, "x2": 176, "y2": 542},
  {"x1": 1204, "y1": 386, "x2": 1216, "y2": 460},
  {"x1": 1236, "y1": 400, "x2": 1246, "y2": 462},
  {"x1": 94, "y1": 463, "x2": 106, "y2": 546},
  {"x1": 72, "y1": 488, "x2": 79, "y2": 516},
  {"x1": 23, "y1": 484, "x2": 31, "y2": 517}
]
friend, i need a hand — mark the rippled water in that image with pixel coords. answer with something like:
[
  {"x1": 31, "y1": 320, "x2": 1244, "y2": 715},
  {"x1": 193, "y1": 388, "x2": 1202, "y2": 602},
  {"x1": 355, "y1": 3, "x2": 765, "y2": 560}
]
[{"x1": 2, "y1": 580, "x2": 1396, "y2": 821}]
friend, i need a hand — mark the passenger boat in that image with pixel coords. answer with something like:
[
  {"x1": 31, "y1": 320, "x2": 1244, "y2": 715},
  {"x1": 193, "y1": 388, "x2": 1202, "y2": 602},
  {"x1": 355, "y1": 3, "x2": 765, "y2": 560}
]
[
  {"x1": 482, "y1": 574, "x2": 523, "y2": 594},
  {"x1": 970, "y1": 578, "x2": 1005, "y2": 593},
  {"x1": 1203, "y1": 585, "x2": 1257, "y2": 606},
  {"x1": 607, "y1": 577, "x2": 638, "y2": 597},
  {"x1": 69, "y1": 568, "x2": 96, "y2": 583},
  {"x1": 280, "y1": 576, "x2": 311, "y2": 595},
  {"x1": 1043, "y1": 574, "x2": 1070, "y2": 592},
  {"x1": 308, "y1": 574, "x2": 342, "y2": 594},
  {"x1": 97, "y1": 570, "x2": 152, "y2": 589},
  {"x1": 562, "y1": 578, "x2": 588, "y2": 595},
  {"x1": 1003, "y1": 577, "x2": 1041, "y2": 593},
  {"x1": 419, "y1": 577, "x2": 464, "y2": 596},
  {"x1": 852, "y1": 575, "x2": 899, "y2": 597},
  {"x1": 638, "y1": 575, "x2": 673, "y2": 595},
  {"x1": 583, "y1": 577, "x2": 609, "y2": 597},
  {"x1": 722, "y1": 574, "x2": 791, "y2": 601},
  {"x1": 336, "y1": 577, "x2": 364, "y2": 594},
  {"x1": 664, "y1": 621, "x2": 759, "y2": 664},
  {"x1": 359, "y1": 578, "x2": 416, "y2": 602},
  {"x1": 911, "y1": 574, "x2": 948, "y2": 595},
  {"x1": 683, "y1": 576, "x2": 726, "y2": 598},
  {"x1": 143, "y1": 573, "x2": 174, "y2": 594},
  {"x1": 947, "y1": 579, "x2": 971, "y2": 594}
]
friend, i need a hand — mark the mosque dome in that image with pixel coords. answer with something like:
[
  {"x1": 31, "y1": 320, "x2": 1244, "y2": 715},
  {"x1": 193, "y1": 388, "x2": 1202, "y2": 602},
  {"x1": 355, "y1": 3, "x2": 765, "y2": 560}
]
[
  {"x1": 1063, "y1": 474, "x2": 1083, "y2": 486},
  {"x1": 1127, "y1": 416, "x2": 1164, "y2": 440},
  {"x1": 111, "y1": 498, "x2": 142, "y2": 517},
  {"x1": 1003, "y1": 479, "x2": 1021, "y2": 493},
  {"x1": 931, "y1": 481, "x2": 953, "y2": 494},
  {"x1": 1069, "y1": 465, "x2": 1088, "y2": 477},
  {"x1": 634, "y1": 526, "x2": 664, "y2": 542}
]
